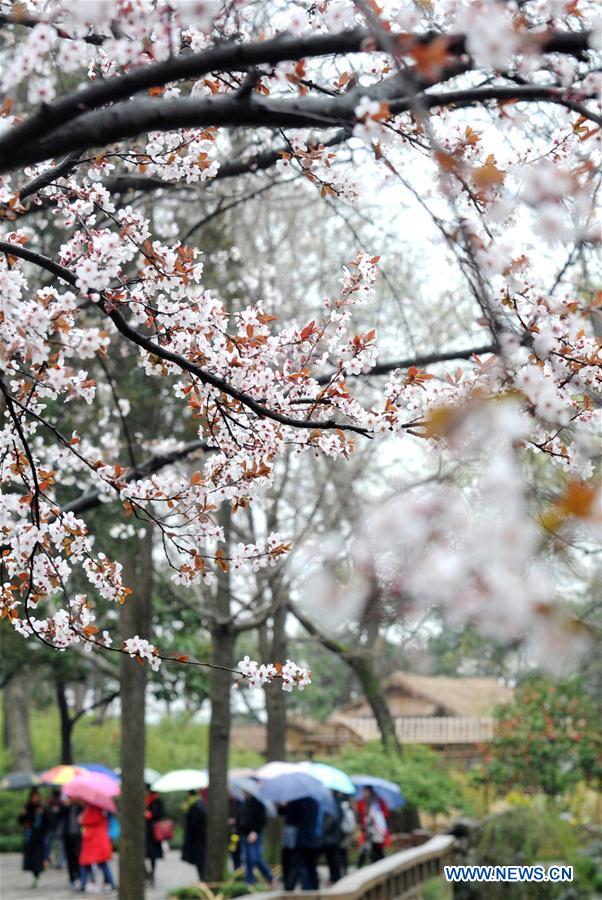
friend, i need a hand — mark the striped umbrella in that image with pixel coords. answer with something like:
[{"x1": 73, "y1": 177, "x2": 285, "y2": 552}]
[{"x1": 41, "y1": 765, "x2": 87, "y2": 785}]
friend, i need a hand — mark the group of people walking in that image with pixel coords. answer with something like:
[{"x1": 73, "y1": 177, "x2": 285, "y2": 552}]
[
  {"x1": 20, "y1": 782, "x2": 390, "y2": 891},
  {"x1": 164, "y1": 783, "x2": 389, "y2": 889},
  {"x1": 19, "y1": 787, "x2": 117, "y2": 892}
]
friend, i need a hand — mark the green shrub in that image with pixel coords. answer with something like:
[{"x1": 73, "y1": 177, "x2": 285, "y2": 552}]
[
  {"x1": 0, "y1": 834, "x2": 23, "y2": 853},
  {"x1": 0, "y1": 791, "x2": 29, "y2": 839},
  {"x1": 475, "y1": 807, "x2": 576, "y2": 867},
  {"x1": 467, "y1": 808, "x2": 597, "y2": 899},
  {"x1": 331, "y1": 742, "x2": 470, "y2": 816},
  {"x1": 420, "y1": 877, "x2": 452, "y2": 899}
]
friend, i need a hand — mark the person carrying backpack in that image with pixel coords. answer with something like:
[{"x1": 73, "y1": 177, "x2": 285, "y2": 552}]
[{"x1": 318, "y1": 796, "x2": 344, "y2": 883}]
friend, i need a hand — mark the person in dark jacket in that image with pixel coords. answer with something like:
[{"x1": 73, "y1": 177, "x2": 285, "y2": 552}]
[
  {"x1": 144, "y1": 785, "x2": 165, "y2": 886},
  {"x1": 46, "y1": 787, "x2": 66, "y2": 868},
  {"x1": 181, "y1": 791, "x2": 207, "y2": 880},
  {"x1": 318, "y1": 799, "x2": 343, "y2": 883},
  {"x1": 19, "y1": 788, "x2": 49, "y2": 889},
  {"x1": 237, "y1": 791, "x2": 275, "y2": 886},
  {"x1": 61, "y1": 797, "x2": 82, "y2": 889},
  {"x1": 283, "y1": 797, "x2": 320, "y2": 890}
]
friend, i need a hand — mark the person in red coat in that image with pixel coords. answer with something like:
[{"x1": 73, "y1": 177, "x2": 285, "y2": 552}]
[{"x1": 78, "y1": 804, "x2": 116, "y2": 893}]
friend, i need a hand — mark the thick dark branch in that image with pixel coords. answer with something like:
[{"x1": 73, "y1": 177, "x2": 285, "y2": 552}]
[
  {"x1": 0, "y1": 241, "x2": 371, "y2": 437},
  {"x1": 0, "y1": 28, "x2": 373, "y2": 162},
  {"x1": 0, "y1": 27, "x2": 591, "y2": 170},
  {"x1": 18, "y1": 151, "x2": 82, "y2": 201},
  {"x1": 315, "y1": 343, "x2": 496, "y2": 384},
  {"x1": 7, "y1": 83, "x2": 597, "y2": 173}
]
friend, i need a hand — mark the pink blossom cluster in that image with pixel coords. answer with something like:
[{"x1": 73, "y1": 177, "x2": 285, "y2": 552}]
[
  {"x1": 300, "y1": 399, "x2": 600, "y2": 673},
  {"x1": 236, "y1": 656, "x2": 312, "y2": 691},
  {"x1": 123, "y1": 636, "x2": 161, "y2": 671}
]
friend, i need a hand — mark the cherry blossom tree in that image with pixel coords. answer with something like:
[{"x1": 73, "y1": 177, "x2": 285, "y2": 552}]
[{"x1": 1, "y1": 0, "x2": 601, "y2": 883}]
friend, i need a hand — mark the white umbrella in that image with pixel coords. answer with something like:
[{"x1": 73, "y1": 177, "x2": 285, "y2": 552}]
[
  {"x1": 255, "y1": 761, "x2": 301, "y2": 779},
  {"x1": 152, "y1": 769, "x2": 208, "y2": 792}
]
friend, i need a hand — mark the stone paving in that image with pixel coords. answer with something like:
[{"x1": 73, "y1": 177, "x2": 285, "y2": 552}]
[{"x1": 0, "y1": 850, "x2": 204, "y2": 900}]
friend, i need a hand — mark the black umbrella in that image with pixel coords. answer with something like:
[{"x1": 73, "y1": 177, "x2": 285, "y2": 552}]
[{"x1": 0, "y1": 771, "x2": 42, "y2": 790}]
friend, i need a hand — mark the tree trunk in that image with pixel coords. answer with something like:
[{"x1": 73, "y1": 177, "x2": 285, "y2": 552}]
[
  {"x1": 2, "y1": 673, "x2": 34, "y2": 771},
  {"x1": 260, "y1": 600, "x2": 287, "y2": 863},
  {"x1": 119, "y1": 529, "x2": 153, "y2": 900},
  {"x1": 56, "y1": 677, "x2": 74, "y2": 764},
  {"x1": 205, "y1": 624, "x2": 235, "y2": 881},
  {"x1": 351, "y1": 655, "x2": 401, "y2": 753},
  {"x1": 290, "y1": 602, "x2": 402, "y2": 753},
  {"x1": 262, "y1": 601, "x2": 287, "y2": 761},
  {"x1": 205, "y1": 506, "x2": 233, "y2": 882}
]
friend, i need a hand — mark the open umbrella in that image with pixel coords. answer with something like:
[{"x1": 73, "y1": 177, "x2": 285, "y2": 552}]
[
  {"x1": 0, "y1": 771, "x2": 42, "y2": 790},
  {"x1": 257, "y1": 771, "x2": 335, "y2": 813},
  {"x1": 229, "y1": 776, "x2": 277, "y2": 817},
  {"x1": 80, "y1": 764, "x2": 120, "y2": 782},
  {"x1": 298, "y1": 762, "x2": 355, "y2": 795},
  {"x1": 351, "y1": 775, "x2": 405, "y2": 810},
  {"x1": 255, "y1": 761, "x2": 301, "y2": 779},
  {"x1": 40, "y1": 765, "x2": 87, "y2": 785},
  {"x1": 152, "y1": 769, "x2": 208, "y2": 793},
  {"x1": 63, "y1": 773, "x2": 119, "y2": 813}
]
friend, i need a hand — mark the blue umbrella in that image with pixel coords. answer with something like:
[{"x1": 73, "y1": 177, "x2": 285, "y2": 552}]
[
  {"x1": 298, "y1": 762, "x2": 355, "y2": 795},
  {"x1": 351, "y1": 775, "x2": 405, "y2": 810},
  {"x1": 257, "y1": 772, "x2": 336, "y2": 813},
  {"x1": 229, "y1": 777, "x2": 277, "y2": 817},
  {"x1": 80, "y1": 764, "x2": 120, "y2": 782}
]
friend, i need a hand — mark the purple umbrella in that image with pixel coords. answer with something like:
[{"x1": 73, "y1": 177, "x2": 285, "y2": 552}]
[{"x1": 80, "y1": 764, "x2": 120, "y2": 782}]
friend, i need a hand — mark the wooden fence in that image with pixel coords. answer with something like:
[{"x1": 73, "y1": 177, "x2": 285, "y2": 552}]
[
  {"x1": 246, "y1": 834, "x2": 456, "y2": 900},
  {"x1": 337, "y1": 716, "x2": 495, "y2": 745}
]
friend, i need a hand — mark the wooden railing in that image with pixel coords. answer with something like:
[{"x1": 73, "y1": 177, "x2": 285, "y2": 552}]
[
  {"x1": 336, "y1": 716, "x2": 495, "y2": 744},
  {"x1": 246, "y1": 834, "x2": 455, "y2": 900}
]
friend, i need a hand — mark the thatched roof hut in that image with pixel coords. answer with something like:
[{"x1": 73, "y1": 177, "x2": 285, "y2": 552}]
[{"x1": 337, "y1": 672, "x2": 513, "y2": 719}]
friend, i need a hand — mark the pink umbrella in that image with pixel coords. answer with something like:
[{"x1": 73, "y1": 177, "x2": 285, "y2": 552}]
[{"x1": 63, "y1": 772, "x2": 119, "y2": 813}]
